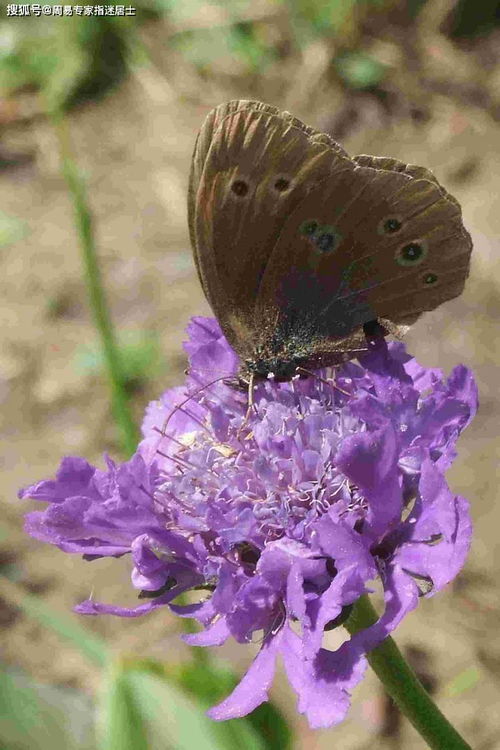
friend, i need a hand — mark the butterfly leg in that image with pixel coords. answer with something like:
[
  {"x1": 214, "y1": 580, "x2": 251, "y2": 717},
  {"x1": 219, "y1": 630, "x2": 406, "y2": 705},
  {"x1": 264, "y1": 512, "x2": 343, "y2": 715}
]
[{"x1": 237, "y1": 372, "x2": 257, "y2": 438}]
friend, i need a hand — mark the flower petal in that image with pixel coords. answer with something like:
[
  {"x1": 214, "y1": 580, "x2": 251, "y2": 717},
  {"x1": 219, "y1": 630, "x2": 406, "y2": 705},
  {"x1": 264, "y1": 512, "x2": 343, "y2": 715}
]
[
  {"x1": 336, "y1": 426, "x2": 402, "y2": 536},
  {"x1": 281, "y1": 627, "x2": 367, "y2": 729},
  {"x1": 75, "y1": 589, "x2": 178, "y2": 617},
  {"x1": 183, "y1": 617, "x2": 231, "y2": 647},
  {"x1": 208, "y1": 632, "x2": 281, "y2": 720}
]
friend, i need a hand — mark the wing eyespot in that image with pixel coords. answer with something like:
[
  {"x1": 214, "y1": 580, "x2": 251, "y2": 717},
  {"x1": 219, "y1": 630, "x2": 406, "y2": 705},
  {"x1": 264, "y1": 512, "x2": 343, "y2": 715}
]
[
  {"x1": 314, "y1": 225, "x2": 341, "y2": 254},
  {"x1": 383, "y1": 217, "x2": 402, "y2": 233},
  {"x1": 274, "y1": 177, "x2": 291, "y2": 192},
  {"x1": 299, "y1": 220, "x2": 341, "y2": 253},
  {"x1": 395, "y1": 241, "x2": 428, "y2": 267},
  {"x1": 300, "y1": 219, "x2": 319, "y2": 236},
  {"x1": 377, "y1": 215, "x2": 403, "y2": 236},
  {"x1": 422, "y1": 272, "x2": 438, "y2": 285},
  {"x1": 231, "y1": 179, "x2": 249, "y2": 197},
  {"x1": 315, "y1": 231, "x2": 338, "y2": 254}
]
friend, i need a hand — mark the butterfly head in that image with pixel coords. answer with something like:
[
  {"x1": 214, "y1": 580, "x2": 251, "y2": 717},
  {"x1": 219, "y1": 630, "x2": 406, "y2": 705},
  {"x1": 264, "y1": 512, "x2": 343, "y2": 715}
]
[
  {"x1": 240, "y1": 334, "x2": 365, "y2": 384},
  {"x1": 244, "y1": 354, "x2": 306, "y2": 382}
]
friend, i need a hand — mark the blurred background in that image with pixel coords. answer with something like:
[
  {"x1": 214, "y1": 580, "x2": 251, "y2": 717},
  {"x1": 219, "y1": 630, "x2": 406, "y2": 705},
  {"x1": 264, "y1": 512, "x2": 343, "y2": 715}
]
[{"x1": 1, "y1": 0, "x2": 499, "y2": 747}]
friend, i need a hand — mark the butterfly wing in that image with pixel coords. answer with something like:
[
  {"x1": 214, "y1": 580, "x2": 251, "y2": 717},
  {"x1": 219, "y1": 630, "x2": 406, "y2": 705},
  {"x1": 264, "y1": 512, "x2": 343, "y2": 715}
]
[
  {"x1": 189, "y1": 100, "x2": 472, "y2": 367},
  {"x1": 254, "y1": 159, "x2": 471, "y2": 352},
  {"x1": 188, "y1": 100, "x2": 351, "y2": 356}
]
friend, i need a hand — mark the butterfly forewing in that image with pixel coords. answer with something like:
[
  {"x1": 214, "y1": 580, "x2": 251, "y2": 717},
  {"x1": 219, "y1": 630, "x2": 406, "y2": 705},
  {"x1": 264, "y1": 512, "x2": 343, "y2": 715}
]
[{"x1": 190, "y1": 101, "x2": 352, "y2": 354}]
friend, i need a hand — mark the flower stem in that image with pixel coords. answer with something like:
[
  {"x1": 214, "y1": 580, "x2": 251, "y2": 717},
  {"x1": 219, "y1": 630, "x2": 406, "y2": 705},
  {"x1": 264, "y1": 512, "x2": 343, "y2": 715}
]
[
  {"x1": 346, "y1": 595, "x2": 471, "y2": 750},
  {"x1": 51, "y1": 110, "x2": 139, "y2": 457}
]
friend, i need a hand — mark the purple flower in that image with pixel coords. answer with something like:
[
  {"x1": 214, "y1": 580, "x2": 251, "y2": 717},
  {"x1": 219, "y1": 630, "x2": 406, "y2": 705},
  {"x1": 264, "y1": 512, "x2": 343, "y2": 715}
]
[{"x1": 19, "y1": 317, "x2": 477, "y2": 728}]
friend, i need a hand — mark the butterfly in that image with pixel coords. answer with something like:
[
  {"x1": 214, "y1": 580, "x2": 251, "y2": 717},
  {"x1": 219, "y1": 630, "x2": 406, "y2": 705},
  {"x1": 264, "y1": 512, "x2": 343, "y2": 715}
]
[{"x1": 188, "y1": 100, "x2": 472, "y2": 383}]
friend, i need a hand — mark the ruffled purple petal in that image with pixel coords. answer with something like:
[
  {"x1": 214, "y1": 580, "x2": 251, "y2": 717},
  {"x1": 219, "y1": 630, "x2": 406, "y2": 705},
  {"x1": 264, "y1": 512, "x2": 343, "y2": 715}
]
[
  {"x1": 335, "y1": 425, "x2": 402, "y2": 536},
  {"x1": 183, "y1": 617, "x2": 231, "y2": 647},
  {"x1": 184, "y1": 316, "x2": 239, "y2": 379},
  {"x1": 75, "y1": 588, "x2": 179, "y2": 617},
  {"x1": 281, "y1": 626, "x2": 367, "y2": 729},
  {"x1": 395, "y1": 461, "x2": 472, "y2": 593},
  {"x1": 302, "y1": 563, "x2": 371, "y2": 659},
  {"x1": 19, "y1": 456, "x2": 96, "y2": 503},
  {"x1": 208, "y1": 631, "x2": 282, "y2": 720}
]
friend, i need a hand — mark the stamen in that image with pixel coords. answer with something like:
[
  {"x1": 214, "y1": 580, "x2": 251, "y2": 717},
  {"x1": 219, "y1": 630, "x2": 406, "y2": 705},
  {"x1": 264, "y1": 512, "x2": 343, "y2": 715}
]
[
  {"x1": 160, "y1": 375, "x2": 229, "y2": 436},
  {"x1": 155, "y1": 449, "x2": 194, "y2": 473},
  {"x1": 176, "y1": 405, "x2": 212, "y2": 436},
  {"x1": 152, "y1": 426, "x2": 193, "y2": 451},
  {"x1": 187, "y1": 370, "x2": 236, "y2": 411}
]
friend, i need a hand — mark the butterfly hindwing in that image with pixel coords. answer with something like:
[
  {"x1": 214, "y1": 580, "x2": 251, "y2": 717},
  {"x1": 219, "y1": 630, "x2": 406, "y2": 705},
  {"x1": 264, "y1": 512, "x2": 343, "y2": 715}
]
[{"x1": 255, "y1": 164, "x2": 470, "y2": 338}]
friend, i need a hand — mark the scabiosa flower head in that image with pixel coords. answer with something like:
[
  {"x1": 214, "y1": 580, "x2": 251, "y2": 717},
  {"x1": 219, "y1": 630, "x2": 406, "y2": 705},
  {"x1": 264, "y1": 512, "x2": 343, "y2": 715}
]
[{"x1": 19, "y1": 317, "x2": 477, "y2": 728}]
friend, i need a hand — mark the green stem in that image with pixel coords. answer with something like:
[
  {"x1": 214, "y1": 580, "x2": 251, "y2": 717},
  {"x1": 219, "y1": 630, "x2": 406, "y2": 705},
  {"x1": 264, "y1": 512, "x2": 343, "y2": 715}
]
[
  {"x1": 52, "y1": 111, "x2": 139, "y2": 457},
  {"x1": 346, "y1": 595, "x2": 471, "y2": 750}
]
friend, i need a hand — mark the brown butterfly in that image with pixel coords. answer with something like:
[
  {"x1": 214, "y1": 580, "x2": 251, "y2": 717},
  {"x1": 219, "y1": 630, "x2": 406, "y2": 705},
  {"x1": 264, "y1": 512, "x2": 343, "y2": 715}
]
[{"x1": 188, "y1": 100, "x2": 472, "y2": 383}]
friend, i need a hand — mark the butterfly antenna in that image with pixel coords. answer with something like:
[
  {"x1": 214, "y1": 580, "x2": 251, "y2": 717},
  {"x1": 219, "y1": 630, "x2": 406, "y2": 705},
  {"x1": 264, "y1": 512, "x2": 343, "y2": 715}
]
[
  {"x1": 296, "y1": 367, "x2": 350, "y2": 396},
  {"x1": 184, "y1": 366, "x2": 234, "y2": 377}
]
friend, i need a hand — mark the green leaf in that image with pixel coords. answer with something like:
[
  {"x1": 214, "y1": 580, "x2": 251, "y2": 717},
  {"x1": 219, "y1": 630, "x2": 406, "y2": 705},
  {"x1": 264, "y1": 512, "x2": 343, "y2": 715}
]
[
  {"x1": 75, "y1": 329, "x2": 164, "y2": 389},
  {"x1": 334, "y1": 51, "x2": 386, "y2": 90},
  {"x1": 445, "y1": 666, "x2": 481, "y2": 697},
  {"x1": 99, "y1": 668, "x2": 150, "y2": 750},
  {"x1": 228, "y1": 23, "x2": 272, "y2": 71},
  {"x1": 99, "y1": 660, "x2": 226, "y2": 750},
  {"x1": 0, "y1": 13, "x2": 132, "y2": 110},
  {"x1": 171, "y1": 27, "x2": 234, "y2": 68},
  {"x1": 0, "y1": 664, "x2": 95, "y2": 750},
  {"x1": 0, "y1": 210, "x2": 28, "y2": 247}
]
